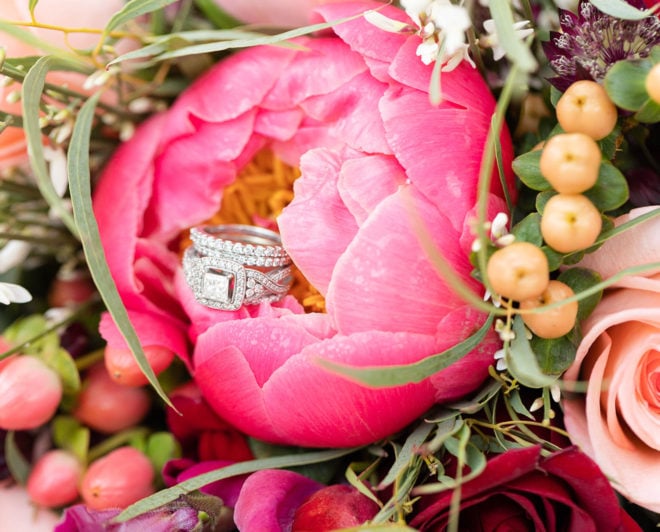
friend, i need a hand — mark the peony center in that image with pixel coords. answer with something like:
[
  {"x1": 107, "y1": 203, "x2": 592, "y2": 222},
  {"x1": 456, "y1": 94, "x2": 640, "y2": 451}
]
[{"x1": 181, "y1": 150, "x2": 325, "y2": 312}]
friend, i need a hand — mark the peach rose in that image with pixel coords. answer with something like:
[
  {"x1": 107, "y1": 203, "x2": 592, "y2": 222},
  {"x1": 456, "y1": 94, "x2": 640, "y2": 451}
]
[{"x1": 562, "y1": 206, "x2": 660, "y2": 512}]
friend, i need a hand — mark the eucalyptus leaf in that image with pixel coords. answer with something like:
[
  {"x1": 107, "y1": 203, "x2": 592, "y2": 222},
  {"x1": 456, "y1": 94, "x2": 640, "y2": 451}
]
[
  {"x1": 29, "y1": 0, "x2": 39, "y2": 13},
  {"x1": 377, "y1": 421, "x2": 433, "y2": 489},
  {"x1": 508, "y1": 388, "x2": 535, "y2": 420},
  {"x1": 22, "y1": 56, "x2": 79, "y2": 238},
  {"x1": 506, "y1": 316, "x2": 559, "y2": 388},
  {"x1": 67, "y1": 92, "x2": 173, "y2": 408},
  {"x1": 316, "y1": 314, "x2": 494, "y2": 387},
  {"x1": 104, "y1": 0, "x2": 179, "y2": 34},
  {"x1": 604, "y1": 59, "x2": 652, "y2": 111},
  {"x1": 512, "y1": 150, "x2": 549, "y2": 191},
  {"x1": 193, "y1": 0, "x2": 240, "y2": 28},
  {"x1": 116, "y1": 447, "x2": 360, "y2": 521},
  {"x1": 584, "y1": 162, "x2": 629, "y2": 212},
  {"x1": 590, "y1": 0, "x2": 655, "y2": 20},
  {"x1": 5, "y1": 431, "x2": 30, "y2": 485}
]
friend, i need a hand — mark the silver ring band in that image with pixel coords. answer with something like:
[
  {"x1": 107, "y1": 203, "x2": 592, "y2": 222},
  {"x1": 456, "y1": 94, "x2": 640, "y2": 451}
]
[{"x1": 183, "y1": 225, "x2": 293, "y2": 310}]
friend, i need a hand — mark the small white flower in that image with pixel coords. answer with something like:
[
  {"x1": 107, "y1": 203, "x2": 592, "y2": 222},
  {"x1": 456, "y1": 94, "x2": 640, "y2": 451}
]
[
  {"x1": 0, "y1": 282, "x2": 32, "y2": 305},
  {"x1": 490, "y1": 212, "x2": 509, "y2": 239},
  {"x1": 529, "y1": 396, "x2": 544, "y2": 412},
  {"x1": 416, "y1": 39, "x2": 440, "y2": 65},
  {"x1": 482, "y1": 19, "x2": 534, "y2": 61},
  {"x1": 363, "y1": 10, "x2": 410, "y2": 33},
  {"x1": 493, "y1": 348, "x2": 507, "y2": 371},
  {"x1": 550, "y1": 383, "x2": 561, "y2": 403},
  {"x1": 0, "y1": 240, "x2": 31, "y2": 274},
  {"x1": 43, "y1": 146, "x2": 68, "y2": 197}
]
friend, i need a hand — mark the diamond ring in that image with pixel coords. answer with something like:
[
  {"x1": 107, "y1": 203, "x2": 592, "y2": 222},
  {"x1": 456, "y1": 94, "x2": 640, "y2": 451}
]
[{"x1": 183, "y1": 224, "x2": 293, "y2": 310}]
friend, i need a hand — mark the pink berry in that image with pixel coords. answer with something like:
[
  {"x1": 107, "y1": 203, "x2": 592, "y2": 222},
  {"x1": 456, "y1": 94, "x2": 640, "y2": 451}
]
[
  {"x1": 105, "y1": 345, "x2": 175, "y2": 387},
  {"x1": 0, "y1": 356, "x2": 62, "y2": 430},
  {"x1": 80, "y1": 447, "x2": 155, "y2": 510},
  {"x1": 27, "y1": 450, "x2": 83, "y2": 508},
  {"x1": 73, "y1": 364, "x2": 150, "y2": 434}
]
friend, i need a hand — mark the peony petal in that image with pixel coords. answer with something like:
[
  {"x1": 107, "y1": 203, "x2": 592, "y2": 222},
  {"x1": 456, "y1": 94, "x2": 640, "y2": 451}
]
[
  {"x1": 278, "y1": 148, "x2": 359, "y2": 294},
  {"x1": 326, "y1": 186, "x2": 477, "y2": 336},
  {"x1": 337, "y1": 154, "x2": 407, "y2": 225},
  {"x1": 233, "y1": 470, "x2": 322, "y2": 531}
]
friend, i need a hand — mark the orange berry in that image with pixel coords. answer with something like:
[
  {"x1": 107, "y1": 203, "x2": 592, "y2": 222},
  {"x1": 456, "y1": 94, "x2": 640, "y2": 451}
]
[
  {"x1": 645, "y1": 63, "x2": 660, "y2": 105},
  {"x1": 104, "y1": 344, "x2": 174, "y2": 387},
  {"x1": 486, "y1": 242, "x2": 550, "y2": 301},
  {"x1": 556, "y1": 80, "x2": 618, "y2": 140},
  {"x1": 520, "y1": 280, "x2": 579, "y2": 339},
  {"x1": 541, "y1": 194, "x2": 602, "y2": 253},
  {"x1": 539, "y1": 133, "x2": 601, "y2": 193}
]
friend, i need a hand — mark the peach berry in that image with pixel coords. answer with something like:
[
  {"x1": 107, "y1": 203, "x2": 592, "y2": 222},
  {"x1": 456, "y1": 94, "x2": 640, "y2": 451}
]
[
  {"x1": 80, "y1": 446, "x2": 155, "y2": 510},
  {"x1": 556, "y1": 80, "x2": 618, "y2": 140},
  {"x1": 73, "y1": 363, "x2": 150, "y2": 434},
  {"x1": 486, "y1": 242, "x2": 550, "y2": 301},
  {"x1": 645, "y1": 63, "x2": 660, "y2": 105},
  {"x1": 105, "y1": 344, "x2": 174, "y2": 387},
  {"x1": 539, "y1": 133, "x2": 601, "y2": 193},
  {"x1": 541, "y1": 194, "x2": 602, "y2": 253},
  {"x1": 0, "y1": 356, "x2": 62, "y2": 430},
  {"x1": 27, "y1": 450, "x2": 83, "y2": 508},
  {"x1": 520, "y1": 280, "x2": 579, "y2": 339}
]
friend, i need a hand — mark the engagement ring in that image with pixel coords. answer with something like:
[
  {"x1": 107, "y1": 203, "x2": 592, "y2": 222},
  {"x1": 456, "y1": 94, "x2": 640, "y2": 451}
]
[{"x1": 183, "y1": 224, "x2": 293, "y2": 310}]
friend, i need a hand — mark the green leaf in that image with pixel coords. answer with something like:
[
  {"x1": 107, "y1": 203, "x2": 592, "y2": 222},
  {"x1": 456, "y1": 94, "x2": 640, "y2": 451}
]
[
  {"x1": 38, "y1": 347, "x2": 81, "y2": 394},
  {"x1": 488, "y1": 0, "x2": 537, "y2": 72},
  {"x1": 508, "y1": 388, "x2": 535, "y2": 420},
  {"x1": 146, "y1": 432, "x2": 181, "y2": 479},
  {"x1": 2, "y1": 314, "x2": 48, "y2": 347},
  {"x1": 557, "y1": 267, "x2": 603, "y2": 321},
  {"x1": 377, "y1": 421, "x2": 433, "y2": 489},
  {"x1": 584, "y1": 162, "x2": 629, "y2": 212},
  {"x1": 535, "y1": 189, "x2": 555, "y2": 214},
  {"x1": 511, "y1": 213, "x2": 542, "y2": 246},
  {"x1": 590, "y1": 0, "x2": 656, "y2": 20},
  {"x1": 21, "y1": 56, "x2": 79, "y2": 238},
  {"x1": 316, "y1": 314, "x2": 494, "y2": 387},
  {"x1": 529, "y1": 331, "x2": 578, "y2": 375},
  {"x1": 193, "y1": 0, "x2": 240, "y2": 28},
  {"x1": 52, "y1": 416, "x2": 90, "y2": 463},
  {"x1": 116, "y1": 447, "x2": 360, "y2": 522},
  {"x1": 604, "y1": 59, "x2": 652, "y2": 111},
  {"x1": 506, "y1": 316, "x2": 559, "y2": 388},
  {"x1": 67, "y1": 92, "x2": 174, "y2": 409},
  {"x1": 104, "y1": 0, "x2": 179, "y2": 34},
  {"x1": 5, "y1": 432, "x2": 30, "y2": 485},
  {"x1": 634, "y1": 98, "x2": 660, "y2": 123},
  {"x1": 512, "y1": 150, "x2": 549, "y2": 191},
  {"x1": 29, "y1": 0, "x2": 39, "y2": 11}
]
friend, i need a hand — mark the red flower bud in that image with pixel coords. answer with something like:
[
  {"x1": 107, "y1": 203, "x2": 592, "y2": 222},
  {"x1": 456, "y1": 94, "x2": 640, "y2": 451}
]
[
  {"x1": 292, "y1": 485, "x2": 380, "y2": 532},
  {"x1": 0, "y1": 356, "x2": 62, "y2": 430},
  {"x1": 27, "y1": 450, "x2": 83, "y2": 508},
  {"x1": 104, "y1": 345, "x2": 174, "y2": 387},
  {"x1": 73, "y1": 363, "x2": 151, "y2": 433},
  {"x1": 80, "y1": 447, "x2": 155, "y2": 510}
]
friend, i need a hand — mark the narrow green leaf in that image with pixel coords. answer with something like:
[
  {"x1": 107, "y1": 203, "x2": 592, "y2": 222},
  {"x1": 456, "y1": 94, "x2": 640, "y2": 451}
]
[
  {"x1": 193, "y1": 0, "x2": 240, "y2": 28},
  {"x1": 488, "y1": 0, "x2": 537, "y2": 72},
  {"x1": 345, "y1": 464, "x2": 382, "y2": 507},
  {"x1": 21, "y1": 56, "x2": 79, "y2": 238},
  {"x1": 104, "y1": 0, "x2": 179, "y2": 33},
  {"x1": 316, "y1": 314, "x2": 494, "y2": 387},
  {"x1": 377, "y1": 421, "x2": 433, "y2": 489},
  {"x1": 29, "y1": 0, "x2": 39, "y2": 15},
  {"x1": 5, "y1": 431, "x2": 30, "y2": 485},
  {"x1": 590, "y1": 0, "x2": 656, "y2": 20},
  {"x1": 506, "y1": 316, "x2": 559, "y2": 388},
  {"x1": 67, "y1": 92, "x2": 173, "y2": 408},
  {"x1": 116, "y1": 447, "x2": 360, "y2": 521}
]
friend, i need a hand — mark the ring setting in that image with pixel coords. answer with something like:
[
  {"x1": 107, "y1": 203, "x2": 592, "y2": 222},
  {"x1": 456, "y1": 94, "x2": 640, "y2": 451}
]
[{"x1": 183, "y1": 224, "x2": 293, "y2": 310}]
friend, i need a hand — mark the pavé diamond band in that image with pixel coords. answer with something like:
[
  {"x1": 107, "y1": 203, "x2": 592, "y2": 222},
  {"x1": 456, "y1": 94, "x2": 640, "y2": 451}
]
[{"x1": 183, "y1": 224, "x2": 293, "y2": 310}]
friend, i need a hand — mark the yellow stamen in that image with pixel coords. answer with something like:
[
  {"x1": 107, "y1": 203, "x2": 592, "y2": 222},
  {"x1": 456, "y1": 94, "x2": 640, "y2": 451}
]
[{"x1": 181, "y1": 150, "x2": 325, "y2": 313}]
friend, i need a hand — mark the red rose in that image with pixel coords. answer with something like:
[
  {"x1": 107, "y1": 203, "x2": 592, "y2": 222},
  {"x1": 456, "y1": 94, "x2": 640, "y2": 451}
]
[{"x1": 410, "y1": 446, "x2": 639, "y2": 531}]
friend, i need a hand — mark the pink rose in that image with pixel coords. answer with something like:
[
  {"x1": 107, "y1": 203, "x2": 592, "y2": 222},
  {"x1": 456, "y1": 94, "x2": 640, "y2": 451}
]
[
  {"x1": 563, "y1": 206, "x2": 660, "y2": 512},
  {"x1": 94, "y1": 2, "x2": 515, "y2": 447},
  {"x1": 0, "y1": 0, "x2": 126, "y2": 172},
  {"x1": 211, "y1": 0, "x2": 372, "y2": 27}
]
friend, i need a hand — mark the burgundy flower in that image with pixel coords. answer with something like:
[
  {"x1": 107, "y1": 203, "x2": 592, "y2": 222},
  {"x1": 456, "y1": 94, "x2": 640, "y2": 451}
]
[
  {"x1": 543, "y1": 0, "x2": 660, "y2": 91},
  {"x1": 166, "y1": 382, "x2": 253, "y2": 462},
  {"x1": 410, "y1": 446, "x2": 640, "y2": 531}
]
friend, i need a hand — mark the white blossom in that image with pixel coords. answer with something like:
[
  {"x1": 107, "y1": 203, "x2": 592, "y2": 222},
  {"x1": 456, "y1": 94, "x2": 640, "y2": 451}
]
[
  {"x1": 0, "y1": 240, "x2": 31, "y2": 274},
  {"x1": 482, "y1": 19, "x2": 534, "y2": 61},
  {"x1": 0, "y1": 282, "x2": 32, "y2": 305}
]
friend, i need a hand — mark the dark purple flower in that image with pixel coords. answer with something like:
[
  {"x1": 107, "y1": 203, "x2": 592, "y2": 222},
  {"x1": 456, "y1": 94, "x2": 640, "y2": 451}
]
[
  {"x1": 626, "y1": 166, "x2": 660, "y2": 207},
  {"x1": 543, "y1": 0, "x2": 660, "y2": 91}
]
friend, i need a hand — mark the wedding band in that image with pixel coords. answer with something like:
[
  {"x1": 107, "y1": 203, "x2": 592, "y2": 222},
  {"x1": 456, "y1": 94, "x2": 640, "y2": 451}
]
[{"x1": 183, "y1": 224, "x2": 293, "y2": 310}]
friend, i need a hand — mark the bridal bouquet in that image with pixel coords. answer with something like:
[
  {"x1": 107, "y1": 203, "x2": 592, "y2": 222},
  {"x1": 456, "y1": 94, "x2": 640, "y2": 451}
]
[{"x1": 1, "y1": 0, "x2": 659, "y2": 530}]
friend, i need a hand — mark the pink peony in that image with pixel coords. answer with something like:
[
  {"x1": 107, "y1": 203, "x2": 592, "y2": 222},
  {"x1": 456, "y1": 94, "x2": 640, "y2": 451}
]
[
  {"x1": 0, "y1": 0, "x2": 126, "y2": 173},
  {"x1": 94, "y1": 2, "x2": 514, "y2": 447},
  {"x1": 563, "y1": 206, "x2": 660, "y2": 512},
  {"x1": 211, "y1": 0, "x2": 370, "y2": 27}
]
